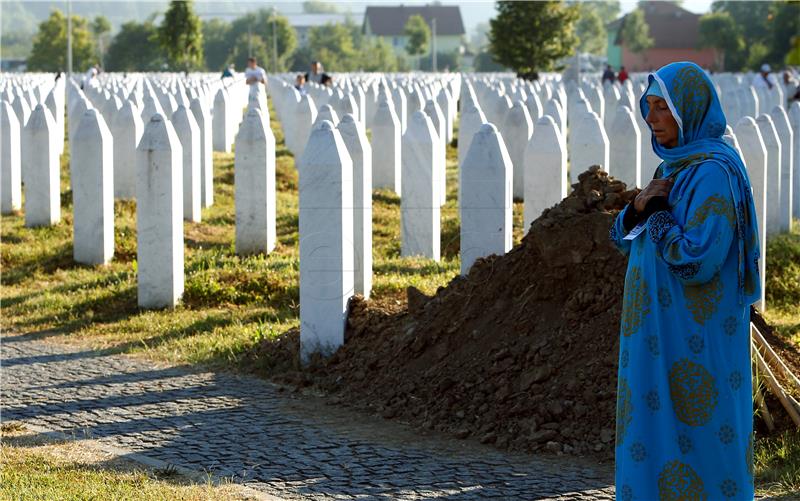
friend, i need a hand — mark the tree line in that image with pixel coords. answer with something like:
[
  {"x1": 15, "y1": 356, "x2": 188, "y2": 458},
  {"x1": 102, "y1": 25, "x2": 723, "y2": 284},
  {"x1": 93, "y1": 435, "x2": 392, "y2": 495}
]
[{"x1": 26, "y1": 0, "x2": 416, "y2": 73}]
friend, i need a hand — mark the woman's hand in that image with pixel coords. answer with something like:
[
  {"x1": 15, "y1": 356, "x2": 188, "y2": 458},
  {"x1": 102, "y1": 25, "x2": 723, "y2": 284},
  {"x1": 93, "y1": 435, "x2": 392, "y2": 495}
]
[{"x1": 634, "y1": 179, "x2": 673, "y2": 213}]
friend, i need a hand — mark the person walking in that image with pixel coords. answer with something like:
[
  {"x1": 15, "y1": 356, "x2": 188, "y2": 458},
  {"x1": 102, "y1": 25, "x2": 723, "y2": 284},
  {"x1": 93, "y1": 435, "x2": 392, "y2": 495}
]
[
  {"x1": 610, "y1": 61, "x2": 760, "y2": 501},
  {"x1": 602, "y1": 64, "x2": 616, "y2": 85},
  {"x1": 618, "y1": 66, "x2": 629, "y2": 84},
  {"x1": 752, "y1": 63, "x2": 777, "y2": 90},
  {"x1": 305, "y1": 61, "x2": 324, "y2": 85}
]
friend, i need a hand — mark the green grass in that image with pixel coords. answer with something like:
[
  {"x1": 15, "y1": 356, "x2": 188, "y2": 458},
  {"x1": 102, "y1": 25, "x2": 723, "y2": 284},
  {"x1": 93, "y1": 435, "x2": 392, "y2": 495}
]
[
  {"x1": 764, "y1": 226, "x2": 800, "y2": 344},
  {"x1": 0, "y1": 111, "x2": 526, "y2": 369},
  {"x1": 0, "y1": 425, "x2": 250, "y2": 500},
  {"x1": 755, "y1": 429, "x2": 800, "y2": 498}
]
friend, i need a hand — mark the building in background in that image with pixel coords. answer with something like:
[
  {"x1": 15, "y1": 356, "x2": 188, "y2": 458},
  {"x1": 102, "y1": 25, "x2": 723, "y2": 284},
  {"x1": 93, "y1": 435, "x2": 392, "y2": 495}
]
[
  {"x1": 363, "y1": 5, "x2": 465, "y2": 58},
  {"x1": 607, "y1": 2, "x2": 718, "y2": 72}
]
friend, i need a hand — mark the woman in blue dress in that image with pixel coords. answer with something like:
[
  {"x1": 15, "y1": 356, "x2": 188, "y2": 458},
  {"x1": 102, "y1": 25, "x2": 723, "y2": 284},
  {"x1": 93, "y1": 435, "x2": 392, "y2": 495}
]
[{"x1": 610, "y1": 61, "x2": 761, "y2": 500}]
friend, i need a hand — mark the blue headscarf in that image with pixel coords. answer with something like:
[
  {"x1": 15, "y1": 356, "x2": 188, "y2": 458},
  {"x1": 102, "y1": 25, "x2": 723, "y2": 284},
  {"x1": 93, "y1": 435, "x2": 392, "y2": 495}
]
[{"x1": 640, "y1": 61, "x2": 761, "y2": 305}]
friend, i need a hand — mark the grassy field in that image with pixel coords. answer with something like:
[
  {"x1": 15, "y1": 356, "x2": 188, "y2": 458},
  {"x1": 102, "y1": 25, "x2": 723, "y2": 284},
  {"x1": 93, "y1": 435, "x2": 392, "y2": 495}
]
[
  {"x1": 1, "y1": 110, "x2": 799, "y2": 496},
  {"x1": 0, "y1": 423, "x2": 255, "y2": 500}
]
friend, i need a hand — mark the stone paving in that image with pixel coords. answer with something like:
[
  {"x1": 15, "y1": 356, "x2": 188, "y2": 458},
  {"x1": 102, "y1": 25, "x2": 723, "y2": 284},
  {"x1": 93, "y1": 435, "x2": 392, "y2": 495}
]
[{"x1": 1, "y1": 333, "x2": 615, "y2": 500}]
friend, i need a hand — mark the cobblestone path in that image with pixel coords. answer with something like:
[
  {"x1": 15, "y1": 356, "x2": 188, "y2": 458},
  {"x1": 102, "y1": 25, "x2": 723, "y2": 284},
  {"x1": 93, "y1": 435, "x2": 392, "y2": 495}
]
[{"x1": 1, "y1": 334, "x2": 615, "y2": 500}]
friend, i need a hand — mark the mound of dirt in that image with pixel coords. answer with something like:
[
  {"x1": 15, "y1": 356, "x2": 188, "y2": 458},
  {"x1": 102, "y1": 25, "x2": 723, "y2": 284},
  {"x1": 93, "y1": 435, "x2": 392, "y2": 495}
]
[{"x1": 289, "y1": 166, "x2": 638, "y2": 459}]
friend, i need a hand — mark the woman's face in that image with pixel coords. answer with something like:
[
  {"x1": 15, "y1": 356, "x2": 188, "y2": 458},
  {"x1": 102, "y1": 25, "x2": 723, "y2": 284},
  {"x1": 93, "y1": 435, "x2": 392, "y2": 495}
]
[{"x1": 645, "y1": 96, "x2": 679, "y2": 148}]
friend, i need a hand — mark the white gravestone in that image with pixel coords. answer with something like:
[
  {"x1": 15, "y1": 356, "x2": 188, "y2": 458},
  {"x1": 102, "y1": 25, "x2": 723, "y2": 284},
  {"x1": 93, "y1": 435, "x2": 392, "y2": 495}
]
[
  {"x1": 401, "y1": 111, "x2": 440, "y2": 261},
  {"x1": 789, "y1": 102, "x2": 800, "y2": 219},
  {"x1": 72, "y1": 109, "x2": 114, "y2": 265},
  {"x1": 503, "y1": 100, "x2": 533, "y2": 199},
  {"x1": 235, "y1": 108, "x2": 277, "y2": 255},
  {"x1": 609, "y1": 105, "x2": 642, "y2": 188},
  {"x1": 110, "y1": 100, "x2": 143, "y2": 199},
  {"x1": 570, "y1": 111, "x2": 610, "y2": 184},
  {"x1": 172, "y1": 105, "x2": 202, "y2": 222},
  {"x1": 136, "y1": 114, "x2": 184, "y2": 309},
  {"x1": 756, "y1": 114, "x2": 782, "y2": 236},
  {"x1": 770, "y1": 106, "x2": 794, "y2": 232},
  {"x1": 1, "y1": 101, "x2": 22, "y2": 214},
  {"x1": 524, "y1": 115, "x2": 568, "y2": 231},
  {"x1": 23, "y1": 105, "x2": 60, "y2": 227},
  {"x1": 424, "y1": 99, "x2": 447, "y2": 205},
  {"x1": 735, "y1": 116, "x2": 767, "y2": 310},
  {"x1": 460, "y1": 123, "x2": 513, "y2": 275},
  {"x1": 371, "y1": 96, "x2": 402, "y2": 194},
  {"x1": 213, "y1": 88, "x2": 234, "y2": 153},
  {"x1": 338, "y1": 114, "x2": 373, "y2": 298},
  {"x1": 294, "y1": 94, "x2": 318, "y2": 158},
  {"x1": 458, "y1": 103, "x2": 487, "y2": 169},
  {"x1": 190, "y1": 98, "x2": 214, "y2": 208},
  {"x1": 298, "y1": 120, "x2": 354, "y2": 362}
]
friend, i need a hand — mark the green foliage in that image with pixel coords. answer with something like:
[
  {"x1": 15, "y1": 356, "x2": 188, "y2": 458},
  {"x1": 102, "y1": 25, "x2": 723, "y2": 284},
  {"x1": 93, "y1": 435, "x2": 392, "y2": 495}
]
[
  {"x1": 419, "y1": 50, "x2": 461, "y2": 72},
  {"x1": 301, "y1": 19, "x2": 402, "y2": 72},
  {"x1": 157, "y1": 0, "x2": 204, "y2": 71},
  {"x1": 27, "y1": 9, "x2": 98, "y2": 72},
  {"x1": 359, "y1": 38, "x2": 400, "y2": 72},
  {"x1": 226, "y1": 10, "x2": 297, "y2": 72},
  {"x1": 620, "y1": 7, "x2": 653, "y2": 54},
  {"x1": 91, "y1": 15, "x2": 110, "y2": 36},
  {"x1": 307, "y1": 22, "x2": 356, "y2": 70},
  {"x1": 766, "y1": 230, "x2": 800, "y2": 310},
  {"x1": 404, "y1": 15, "x2": 431, "y2": 57},
  {"x1": 228, "y1": 33, "x2": 270, "y2": 72},
  {"x1": 754, "y1": 429, "x2": 800, "y2": 496},
  {"x1": 106, "y1": 21, "x2": 165, "y2": 72},
  {"x1": 303, "y1": 1, "x2": 339, "y2": 14},
  {"x1": 202, "y1": 19, "x2": 231, "y2": 71},
  {"x1": 709, "y1": 1, "x2": 799, "y2": 70},
  {"x1": 488, "y1": 1, "x2": 579, "y2": 79},
  {"x1": 698, "y1": 11, "x2": 744, "y2": 70},
  {"x1": 474, "y1": 50, "x2": 508, "y2": 72},
  {"x1": 574, "y1": 3, "x2": 606, "y2": 55},
  {"x1": 787, "y1": 35, "x2": 800, "y2": 66}
]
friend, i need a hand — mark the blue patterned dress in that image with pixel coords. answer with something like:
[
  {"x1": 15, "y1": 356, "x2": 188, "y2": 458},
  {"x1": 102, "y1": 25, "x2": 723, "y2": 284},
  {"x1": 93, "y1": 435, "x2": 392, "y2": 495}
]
[{"x1": 611, "y1": 62, "x2": 761, "y2": 501}]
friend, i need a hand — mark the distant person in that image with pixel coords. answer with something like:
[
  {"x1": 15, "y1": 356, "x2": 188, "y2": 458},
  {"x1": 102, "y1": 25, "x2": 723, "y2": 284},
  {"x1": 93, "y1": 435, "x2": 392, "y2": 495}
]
[
  {"x1": 81, "y1": 65, "x2": 98, "y2": 90},
  {"x1": 306, "y1": 61, "x2": 324, "y2": 84},
  {"x1": 320, "y1": 73, "x2": 333, "y2": 87},
  {"x1": 294, "y1": 74, "x2": 306, "y2": 95},
  {"x1": 602, "y1": 64, "x2": 615, "y2": 84},
  {"x1": 618, "y1": 66, "x2": 629, "y2": 84},
  {"x1": 221, "y1": 64, "x2": 236, "y2": 79},
  {"x1": 245, "y1": 57, "x2": 267, "y2": 87},
  {"x1": 752, "y1": 63, "x2": 777, "y2": 90}
]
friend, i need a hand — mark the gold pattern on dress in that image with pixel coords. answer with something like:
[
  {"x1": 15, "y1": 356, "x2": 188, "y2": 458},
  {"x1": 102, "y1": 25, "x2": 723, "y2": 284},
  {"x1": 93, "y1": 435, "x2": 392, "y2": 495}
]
[
  {"x1": 685, "y1": 194, "x2": 735, "y2": 232},
  {"x1": 621, "y1": 267, "x2": 650, "y2": 337},
  {"x1": 669, "y1": 359, "x2": 718, "y2": 426},
  {"x1": 658, "y1": 460, "x2": 707, "y2": 501},
  {"x1": 683, "y1": 273, "x2": 723, "y2": 325},
  {"x1": 616, "y1": 377, "x2": 633, "y2": 446}
]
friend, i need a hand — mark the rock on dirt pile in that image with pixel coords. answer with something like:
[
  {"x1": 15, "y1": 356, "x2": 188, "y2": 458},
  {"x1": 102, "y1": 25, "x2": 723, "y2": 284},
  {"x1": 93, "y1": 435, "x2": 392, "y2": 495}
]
[{"x1": 291, "y1": 166, "x2": 638, "y2": 459}]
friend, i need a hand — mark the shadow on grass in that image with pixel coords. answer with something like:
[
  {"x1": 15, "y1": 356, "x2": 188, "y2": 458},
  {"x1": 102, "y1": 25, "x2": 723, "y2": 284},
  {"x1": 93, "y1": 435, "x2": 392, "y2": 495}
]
[{"x1": 2, "y1": 242, "x2": 77, "y2": 286}]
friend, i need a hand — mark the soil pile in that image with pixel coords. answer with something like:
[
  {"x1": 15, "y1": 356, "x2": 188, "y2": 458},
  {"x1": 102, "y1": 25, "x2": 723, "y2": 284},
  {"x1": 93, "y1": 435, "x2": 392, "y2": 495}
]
[{"x1": 301, "y1": 166, "x2": 639, "y2": 458}]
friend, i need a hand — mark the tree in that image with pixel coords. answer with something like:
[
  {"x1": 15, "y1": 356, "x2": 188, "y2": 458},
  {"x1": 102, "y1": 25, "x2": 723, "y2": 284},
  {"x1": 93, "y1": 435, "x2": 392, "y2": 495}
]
[
  {"x1": 307, "y1": 22, "x2": 357, "y2": 71},
  {"x1": 202, "y1": 19, "x2": 231, "y2": 71},
  {"x1": 619, "y1": 7, "x2": 653, "y2": 54},
  {"x1": 574, "y1": 3, "x2": 606, "y2": 55},
  {"x1": 226, "y1": 10, "x2": 297, "y2": 72},
  {"x1": 488, "y1": 1, "x2": 579, "y2": 80},
  {"x1": 358, "y1": 38, "x2": 400, "y2": 72},
  {"x1": 404, "y1": 14, "x2": 431, "y2": 67},
  {"x1": 768, "y1": 1, "x2": 800, "y2": 67},
  {"x1": 106, "y1": 20, "x2": 165, "y2": 71},
  {"x1": 91, "y1": 15, "x2": 112, "y2": 67},
  {"x1": 157, "y1": 0, "x2": 204, "y2": 71},
  {"x1": 698, "y1": 11, "x2": 744, "y2": 71},
  {"x1": 228, "y1": 33, "x2": 270, "y2": 70},
  {"x1": 27, "y1": 9, "x2": 97, "y2": 72},
  {"x1": 303, "y1": 1, "x2": 339, "y2": 14},
  {"x1": 474, "y1": 50, "x2": 508, "y2": 72},
  {"x1": 420, "y1": 50, "x2": 461, "y2": 71}
]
